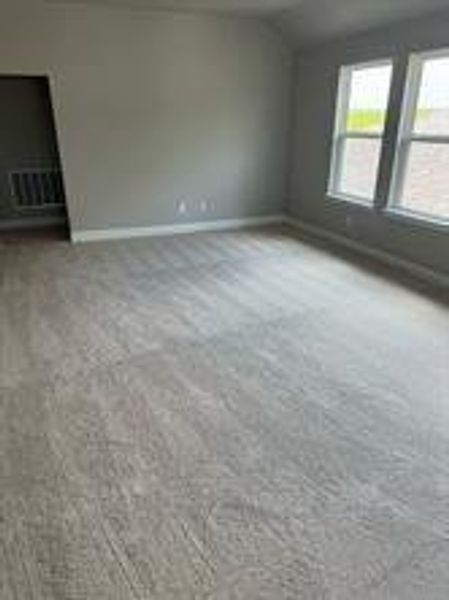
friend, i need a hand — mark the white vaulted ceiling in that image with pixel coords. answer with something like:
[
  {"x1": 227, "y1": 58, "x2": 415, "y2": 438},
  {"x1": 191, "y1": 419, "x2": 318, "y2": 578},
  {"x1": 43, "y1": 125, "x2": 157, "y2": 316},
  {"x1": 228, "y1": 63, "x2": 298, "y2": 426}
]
[
  {"x1": 274, "y1": 0, "x2": 449, "y2": 47},
  {"x1": 46, "y1": 0, "x2": 449, "y2": 45},
  {"x1": 46, "y1": 0, "x2": 302, "y2": 15}
]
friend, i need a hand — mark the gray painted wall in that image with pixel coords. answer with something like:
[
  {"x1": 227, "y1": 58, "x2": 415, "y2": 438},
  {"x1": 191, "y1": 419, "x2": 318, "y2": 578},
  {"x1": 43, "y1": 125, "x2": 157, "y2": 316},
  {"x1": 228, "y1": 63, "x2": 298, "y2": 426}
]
[
  {"x1": 0, "y1": 2, "x2": 292, "y2": 234},
  {"x1": 289, "y1": 10, "x2": 449, "y2": 276}
]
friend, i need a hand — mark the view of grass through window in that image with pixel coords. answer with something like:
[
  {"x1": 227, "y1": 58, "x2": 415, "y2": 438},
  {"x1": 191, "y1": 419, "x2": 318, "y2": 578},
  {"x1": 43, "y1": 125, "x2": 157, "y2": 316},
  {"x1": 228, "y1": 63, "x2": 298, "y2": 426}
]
[
  {"x1": 332, "y1": 62, "x2": 392, "y2": 200},
  {"x1": 332, "y1": 55, "x2": 449, "y2": 219},
  {"x1": 397, "y1": 54, "x2": 449, "y2": 219},
  {"x1": 347, "y1": 109, "x2": 431, "y2": 132}
]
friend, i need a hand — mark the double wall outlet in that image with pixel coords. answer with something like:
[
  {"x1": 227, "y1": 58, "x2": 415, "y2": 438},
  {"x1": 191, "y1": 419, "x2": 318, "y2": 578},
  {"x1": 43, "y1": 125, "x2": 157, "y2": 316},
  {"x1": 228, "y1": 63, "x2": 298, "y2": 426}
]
[{"x1": 177, "y1": 199, "x2": 215, "y2": 216}]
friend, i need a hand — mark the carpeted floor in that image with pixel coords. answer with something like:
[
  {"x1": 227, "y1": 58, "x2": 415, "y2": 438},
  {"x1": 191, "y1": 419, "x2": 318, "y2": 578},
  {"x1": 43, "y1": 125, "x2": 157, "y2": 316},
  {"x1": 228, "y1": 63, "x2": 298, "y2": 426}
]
[{"x1": 1, "y1": 225, "x2": 448, "y2": 599}]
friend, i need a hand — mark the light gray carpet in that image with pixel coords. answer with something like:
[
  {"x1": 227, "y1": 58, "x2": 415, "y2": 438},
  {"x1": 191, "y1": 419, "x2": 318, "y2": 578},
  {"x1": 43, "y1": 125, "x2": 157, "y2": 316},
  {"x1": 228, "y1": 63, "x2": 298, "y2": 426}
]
[{"x1": 1, "y1": 226, "x2": 448, "y2": 599}]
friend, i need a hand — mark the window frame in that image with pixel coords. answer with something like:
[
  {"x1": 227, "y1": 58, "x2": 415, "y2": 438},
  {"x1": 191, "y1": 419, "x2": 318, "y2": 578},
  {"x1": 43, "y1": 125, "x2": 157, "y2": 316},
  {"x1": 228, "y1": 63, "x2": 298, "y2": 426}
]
[
  {"x1": 388, "y1": 47, "x2": 449, "y2": 223},
  {"x1": 328, "y1": 58, "x2": 393, "y2": 204}
]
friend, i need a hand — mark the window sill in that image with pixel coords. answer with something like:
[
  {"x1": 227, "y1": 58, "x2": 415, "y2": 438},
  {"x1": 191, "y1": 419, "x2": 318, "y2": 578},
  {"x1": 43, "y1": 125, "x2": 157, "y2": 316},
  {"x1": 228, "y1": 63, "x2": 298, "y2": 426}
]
[
  {"x1": 326, "y1": 192, "x2": 375, "y2": 210},
  {"x1": 384, "y1": 208, "x2": 449, "y2": 232},
  {"x1": 326, "y1": 193, "x2": 448, "y2": 232}
]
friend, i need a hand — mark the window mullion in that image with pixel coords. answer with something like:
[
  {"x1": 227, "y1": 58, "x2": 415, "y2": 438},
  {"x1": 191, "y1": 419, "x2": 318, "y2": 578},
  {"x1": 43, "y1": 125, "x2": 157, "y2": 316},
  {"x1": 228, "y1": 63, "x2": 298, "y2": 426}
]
[
  {"x1": 375, "y1": 55, "x2": 414, "y2": 210},
  {"x1": 409, "y1": 134, "x2": 449, "y2": 145},
  {"x1": 391, "y1": 138, "x2": 412, "y2": 208},
  {"x1": 336, "y1": 68, "x2": 352, "y2": 136},
  {"x1": 387, "y1": 55, "x2": 423, "y2": 209},
  {"x1": 330, "y1": 134, "x2": 345, "y2": 192},
  {"x1": 328, "y1": 66, "x2": 351, "y2": 194},
  {"x1": 345, "y1": 131, "x2": 382, "y2": 139}
]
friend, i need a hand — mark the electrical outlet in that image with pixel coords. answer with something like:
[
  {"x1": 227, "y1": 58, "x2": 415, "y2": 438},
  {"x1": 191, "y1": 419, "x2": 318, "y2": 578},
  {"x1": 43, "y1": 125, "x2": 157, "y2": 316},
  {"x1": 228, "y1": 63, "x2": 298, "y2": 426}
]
[{"x1": 177, "y1": 201, "x2": 187, "y2": 215}]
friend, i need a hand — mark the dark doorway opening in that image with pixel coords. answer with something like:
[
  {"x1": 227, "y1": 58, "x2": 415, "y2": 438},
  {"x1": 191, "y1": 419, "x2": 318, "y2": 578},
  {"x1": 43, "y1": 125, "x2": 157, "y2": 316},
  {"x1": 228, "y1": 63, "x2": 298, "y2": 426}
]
[{"x1": 0, "y1": 76, "x2": 69, "y2": 242}]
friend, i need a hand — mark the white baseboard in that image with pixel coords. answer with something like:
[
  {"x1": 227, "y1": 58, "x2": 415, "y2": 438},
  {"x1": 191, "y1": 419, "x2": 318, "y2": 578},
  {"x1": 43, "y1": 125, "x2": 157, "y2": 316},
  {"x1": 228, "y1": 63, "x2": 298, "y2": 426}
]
[
  {"x1": 71, "y1": 213, "x2": 447, "y2": 288},
  {"x1": 286, "y1": 217, "x2": 449, "y2": 289},
  {"x1": 71, "y1": 214, "x2": 285, "y2": 243}
]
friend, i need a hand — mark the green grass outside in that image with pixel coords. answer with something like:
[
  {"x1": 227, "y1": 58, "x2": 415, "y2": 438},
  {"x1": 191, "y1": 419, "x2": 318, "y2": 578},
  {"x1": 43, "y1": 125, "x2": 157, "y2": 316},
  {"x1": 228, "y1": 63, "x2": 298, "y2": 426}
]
[
  {"x1": 346, "y1": 109, "x2": 432, "y2": 132},
  {"x1": 347, "y1": 110, "x2": 385, "y2": 131}
]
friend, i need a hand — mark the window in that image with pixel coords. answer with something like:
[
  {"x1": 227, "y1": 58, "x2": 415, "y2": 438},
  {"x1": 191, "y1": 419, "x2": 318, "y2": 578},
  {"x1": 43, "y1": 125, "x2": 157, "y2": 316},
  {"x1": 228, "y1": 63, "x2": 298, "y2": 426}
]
[
  {"x1": 329, "y1": 60, "x2": 393, "y2": 202},
  {"x1": 390, "y1": 49, "x2": 449, "y2": 221}
]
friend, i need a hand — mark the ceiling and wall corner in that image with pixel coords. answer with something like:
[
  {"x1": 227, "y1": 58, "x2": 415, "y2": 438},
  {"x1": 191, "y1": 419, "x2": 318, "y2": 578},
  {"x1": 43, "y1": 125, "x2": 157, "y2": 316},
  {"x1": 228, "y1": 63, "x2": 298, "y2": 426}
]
[
  {"x1": 44, "y1": 0, "x2": 302, "y2": 15},
  {"x1": 272, "y1": 0, "x2": 449, "y2": 48},
  {"x1": 44, "y1": 0, "x2": 449, "y2": 47}
]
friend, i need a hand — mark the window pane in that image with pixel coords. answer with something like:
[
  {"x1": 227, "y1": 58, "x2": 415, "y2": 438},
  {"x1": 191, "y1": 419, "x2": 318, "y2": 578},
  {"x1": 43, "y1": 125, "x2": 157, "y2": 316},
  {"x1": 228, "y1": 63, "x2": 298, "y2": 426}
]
[
  {"x1": 414, "y1": 56, "x2": 449, "y2": 135},
  {"x1": 346, "y1": 64, "x2": 393, "y2": 133},
  {"x1": 400, "y1": 142, "x2": 449, "y2": 219},
  {"x1": 338, "y1": 138, "x2": 382, "y2": 200}
]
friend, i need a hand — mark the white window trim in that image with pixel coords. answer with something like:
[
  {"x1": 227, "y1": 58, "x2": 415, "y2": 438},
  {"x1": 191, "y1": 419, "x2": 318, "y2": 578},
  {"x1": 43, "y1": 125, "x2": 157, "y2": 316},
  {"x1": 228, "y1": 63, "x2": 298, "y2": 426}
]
[
  {"x1": 388, "y1": 48, "x2": 449, "y2": 224},
  {"x1": 328, "y1": 59, "x2": 393, "y2": 203}
]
